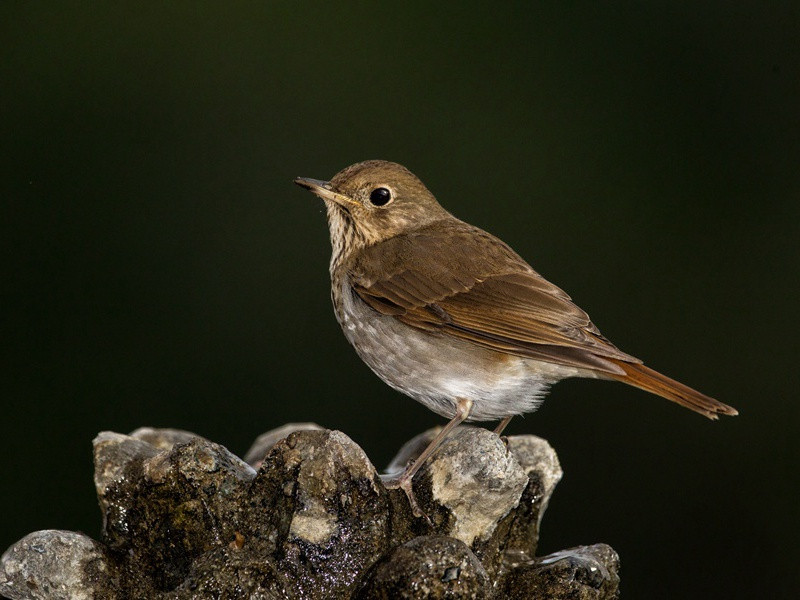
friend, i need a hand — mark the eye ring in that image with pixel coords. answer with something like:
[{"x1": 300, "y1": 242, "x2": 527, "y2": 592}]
[{"x1": 369, "y1": 187, "x2": 392, "y2": 206}]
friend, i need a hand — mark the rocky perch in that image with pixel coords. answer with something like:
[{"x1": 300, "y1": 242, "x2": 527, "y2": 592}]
[{"x1": 1, "y1": 424, "x2": 619, "y2": 599}]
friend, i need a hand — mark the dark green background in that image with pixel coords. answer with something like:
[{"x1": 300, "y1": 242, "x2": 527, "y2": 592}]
[{"x1": 3, "y1": 3, "x2": 798, "y2": 598}]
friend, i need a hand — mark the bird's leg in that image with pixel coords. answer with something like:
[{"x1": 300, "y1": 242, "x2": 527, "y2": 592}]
[
  {"x1": 382, "y1": 397, "x2": 473, "y2": 519},
  {"x1": 493, "y1": 415, "x2": 513, "y2": 436}
]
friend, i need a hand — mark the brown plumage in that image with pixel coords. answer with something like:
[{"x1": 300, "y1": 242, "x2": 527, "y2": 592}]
[
  {"x1": 347, "y1": 210, "x2": 734, "y2": 420},
  {"x1": 350, "y1": 219, "x2": 638, "y2": 378},
  {"x1": 606, "y1": 361, "x2": 731, "y2": 419},
  {"x1": 296, "y1": 159, "x2": 736, "y2": 515}
]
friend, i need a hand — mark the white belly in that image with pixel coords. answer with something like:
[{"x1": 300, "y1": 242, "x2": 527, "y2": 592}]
[{"x1": 334, "y1": 281, "x2": 582, "y2": 422}]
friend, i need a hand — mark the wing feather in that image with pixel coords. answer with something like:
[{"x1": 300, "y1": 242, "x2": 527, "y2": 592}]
[{"x1": 348, "y1": 219, "x2": 639, "y2": 374}]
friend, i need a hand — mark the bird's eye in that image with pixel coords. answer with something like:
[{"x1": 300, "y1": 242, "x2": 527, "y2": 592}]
[{"x1": 369, "y1": 187, "x2": 392, "y2": 206}]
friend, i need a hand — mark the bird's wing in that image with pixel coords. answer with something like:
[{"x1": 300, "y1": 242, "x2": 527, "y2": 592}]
[{"x1": 348, "y1": 220, "x2": 640, "y2": 375}]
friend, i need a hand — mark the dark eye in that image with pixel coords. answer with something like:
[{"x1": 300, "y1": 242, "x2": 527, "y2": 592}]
[{"x1": 369, "y1": 187, "x2": 392, "y2": 206}]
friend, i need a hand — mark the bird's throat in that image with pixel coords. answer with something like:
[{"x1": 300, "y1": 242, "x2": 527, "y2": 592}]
[{"x1": 325, "y1": 202, "x2": 359, "y2": 274}]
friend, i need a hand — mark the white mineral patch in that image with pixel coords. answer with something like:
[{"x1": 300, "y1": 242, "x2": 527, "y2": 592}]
[
  {"x1": 429, "y1": 430, "x2": 528, "y2": 547},
  {"x1": 289, "y1": 509, "x2": 339, "y2": 545}
]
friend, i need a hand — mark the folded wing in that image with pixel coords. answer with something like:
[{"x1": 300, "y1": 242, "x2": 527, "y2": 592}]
[{"x1": 349, "y1": 219, "x2": 639, "y2": 375}]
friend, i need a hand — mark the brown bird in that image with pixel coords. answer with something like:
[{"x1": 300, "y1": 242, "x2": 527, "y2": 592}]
[{"x1": 295, "y1": 160, "x2": 737, "y2": 515}]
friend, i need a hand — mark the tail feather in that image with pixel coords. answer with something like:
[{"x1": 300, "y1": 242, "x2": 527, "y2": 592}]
[{"x1": 608, "y1": 360, "x2": 738, "y2": 420}]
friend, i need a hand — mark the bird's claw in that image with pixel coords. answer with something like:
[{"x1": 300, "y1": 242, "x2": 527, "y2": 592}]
[{"x1": 381, "y1": 473, "x2": 432, "y2": 525}]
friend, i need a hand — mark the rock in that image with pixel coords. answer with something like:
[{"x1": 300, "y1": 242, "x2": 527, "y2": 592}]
[
  {"x1": 406, "y1": 426, "x2": 529, "y2": 577},
  {"x1": 383, "y1": 427, "x2": 439, "y2": 476},
  {"x1": 246, "y1": 429, "x2": 391, "y2": 599},
  {"x1": 1, "y1": 424, "x2": 620, "y2": 599},
  {"x1": 503, "y1": 434, "x2": 563, "y2": 560},
  {"x1": 243, "y1": 422, "x2": 324, "y2": 468},
  {"x1": 406, "y1": 427, "x2": 529, "y2": 545},
  {"x1": 95, "y1": 433, "x2": 257, "y2": 595},
  {"x1": 496, "y1": 544, "x2": 621, "y2": 599},
  {"x1": 92, "y1": 431, "x2": 161, "y2": 497},
  {"x1": 162, "y1": 547, "x2": 286, "y2": 600},
  {"x1": 0, "y1": 530, "x2": 117, "y2": 600},
  {"x1": 354, "y1": 535, "x2": 491, "y2": 600},
  {"x1": 129, "y1": 427, "x2": 206, "y2": 451}
]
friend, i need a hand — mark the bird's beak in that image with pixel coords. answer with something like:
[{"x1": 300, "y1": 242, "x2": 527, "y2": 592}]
[{"x1": 294, "y1": 177, "x2": 358, "y2": 208}]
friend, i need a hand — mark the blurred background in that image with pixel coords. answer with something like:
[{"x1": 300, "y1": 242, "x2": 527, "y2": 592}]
[{"x1": 2, "y1": 2, "x2": 798, "y2": 598}]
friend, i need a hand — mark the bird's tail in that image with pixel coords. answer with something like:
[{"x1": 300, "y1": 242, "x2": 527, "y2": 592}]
[{"x1": 607, "y1": 360, "x2": 738, "y2": 420}]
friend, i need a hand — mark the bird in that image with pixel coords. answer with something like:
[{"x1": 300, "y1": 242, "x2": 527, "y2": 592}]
[{"x1": 295, "y1": 160, "x2": 737, "y2": 515}]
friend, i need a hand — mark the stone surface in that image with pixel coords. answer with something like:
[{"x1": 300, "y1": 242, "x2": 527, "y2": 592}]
[
  {"x1": 243, "y1": 422, "x2": 324, "y2": 468},
  {"x1": 246, "y1": 429, "x2": 391, "y2": 599},
  {"x1": 162, "y1": 547, "x2": 286, "y2": 600},
  {"x1": 354, "y1": 535, "x2": 491, "y2": 599},
  {"x1": 96, "y1": 432, "x2": 257, "y2": 595},
  {"x1": 405, "y1": 426, "x2": 530, "y2": 579},
  {"x1": 503, "y1": 434, "x2": 563, "y2": 561},
  {"x1": 419, "y1": 427, "x2": 528, "y2": 546},
  {"x1": 0, "y1": 530, "x2": 117, "y2": 600},
  {"x1": 384, "y1": 427, "x2": 439, "y2": 476},
  {"x1": 92, "y1": 431, "x2": 160, "y2": 497},
  {"x1": 1, "y1": 425, "x2": 620, "y2": 599},
  {"x1": 496, "y1": 544, "x2": 621, "y2": 600},
  {"x1": 129, "y1": 426, "x2": 206, "y2": 451}
]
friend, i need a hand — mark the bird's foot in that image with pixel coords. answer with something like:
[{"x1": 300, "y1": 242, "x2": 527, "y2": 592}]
[{"x1": 380, "y1": 473, "x2": 432, "y2": 525}]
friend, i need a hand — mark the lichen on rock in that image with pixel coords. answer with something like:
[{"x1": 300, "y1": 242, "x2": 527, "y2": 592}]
[{"x1": 1, "y1": 424, "x2": 620, "y2": 599}]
